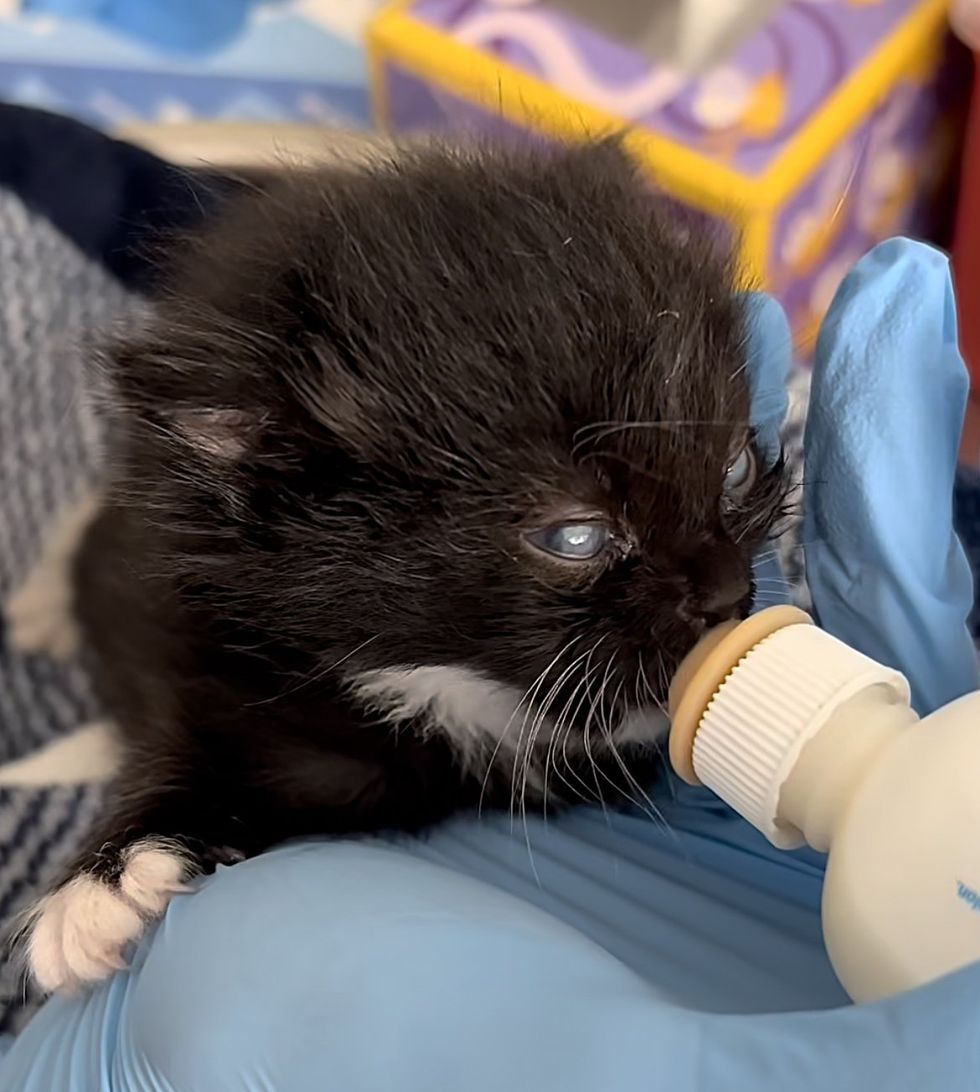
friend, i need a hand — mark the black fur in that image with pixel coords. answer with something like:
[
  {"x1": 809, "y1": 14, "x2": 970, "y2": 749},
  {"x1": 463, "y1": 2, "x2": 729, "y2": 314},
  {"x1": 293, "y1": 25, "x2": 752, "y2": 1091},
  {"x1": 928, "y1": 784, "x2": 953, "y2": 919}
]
[{"x1": 64, "y1": 139, "x2": 788, "y2": 887}]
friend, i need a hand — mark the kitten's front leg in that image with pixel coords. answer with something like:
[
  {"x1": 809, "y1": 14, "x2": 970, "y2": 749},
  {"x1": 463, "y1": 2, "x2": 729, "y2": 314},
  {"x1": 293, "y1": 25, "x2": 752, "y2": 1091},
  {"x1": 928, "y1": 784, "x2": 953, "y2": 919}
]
[
  {"x1": 22, "y1": 771, "x2": 242, "y2": 994},
  {"x1": 22, "y1": 720, "x2": 450, "y2": 992},
  {"x1": 26, "y1": 838, "x2": 194, "y2": 993}
]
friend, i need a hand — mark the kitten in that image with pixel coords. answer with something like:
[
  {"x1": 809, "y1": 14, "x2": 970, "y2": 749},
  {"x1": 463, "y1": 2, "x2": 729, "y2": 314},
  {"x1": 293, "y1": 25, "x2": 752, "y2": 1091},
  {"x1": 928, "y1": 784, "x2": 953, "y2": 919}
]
[{"x1": 21, "y1": 139, "x2": 788, "y2": 992}]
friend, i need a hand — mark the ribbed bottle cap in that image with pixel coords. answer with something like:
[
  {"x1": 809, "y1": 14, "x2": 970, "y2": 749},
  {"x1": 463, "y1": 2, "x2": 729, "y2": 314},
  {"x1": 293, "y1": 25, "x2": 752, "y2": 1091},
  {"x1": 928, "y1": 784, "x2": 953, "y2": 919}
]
[{"x1": 669, "y1": 610, "x2": 910, "y2": 848}]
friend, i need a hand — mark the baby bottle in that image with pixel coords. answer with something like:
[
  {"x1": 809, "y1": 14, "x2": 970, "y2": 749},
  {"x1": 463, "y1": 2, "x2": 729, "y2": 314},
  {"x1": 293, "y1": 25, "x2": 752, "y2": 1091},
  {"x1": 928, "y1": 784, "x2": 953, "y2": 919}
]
[{"x1": 668, "y1": 606, "x2": 980, "y2": 1002}]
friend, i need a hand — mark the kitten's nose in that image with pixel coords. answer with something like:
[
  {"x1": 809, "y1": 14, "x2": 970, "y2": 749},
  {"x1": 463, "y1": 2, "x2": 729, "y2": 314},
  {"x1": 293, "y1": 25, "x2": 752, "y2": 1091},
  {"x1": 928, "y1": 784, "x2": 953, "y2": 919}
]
[
  {"x1": 698, "y1": 572, "x2": 752, "y2": 622},
  {"x1": 681, "y1": 547, "x2": 751, "y2": 627}
]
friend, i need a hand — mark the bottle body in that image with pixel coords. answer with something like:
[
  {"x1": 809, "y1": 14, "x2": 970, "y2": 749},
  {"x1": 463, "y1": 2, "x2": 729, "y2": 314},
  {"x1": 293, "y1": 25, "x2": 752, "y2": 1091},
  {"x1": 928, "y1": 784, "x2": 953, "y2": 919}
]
[
  {"x1": 668, "y1": 608, "x2": 980, "y2": 1003},
  {"x1": 819, "y1": 692, "x2": 980, "y2": 1002}
]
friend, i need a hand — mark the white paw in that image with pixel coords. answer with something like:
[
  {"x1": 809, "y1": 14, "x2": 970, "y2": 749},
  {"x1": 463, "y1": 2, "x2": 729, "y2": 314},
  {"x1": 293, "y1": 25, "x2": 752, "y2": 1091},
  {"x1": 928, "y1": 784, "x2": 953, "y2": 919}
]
[
  {"x1": 25, "y1": 840, "x2": 191, "y2": 994},
  {"x1": 5, "y1": 493, "x2": 100, "y2": 661}
]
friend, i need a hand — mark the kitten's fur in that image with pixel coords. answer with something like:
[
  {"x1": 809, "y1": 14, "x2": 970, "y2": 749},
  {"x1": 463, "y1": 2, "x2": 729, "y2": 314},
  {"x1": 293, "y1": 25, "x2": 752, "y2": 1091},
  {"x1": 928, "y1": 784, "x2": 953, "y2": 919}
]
[{"x1": 22, "y1": 140, "x2": 787, "y2": 991}]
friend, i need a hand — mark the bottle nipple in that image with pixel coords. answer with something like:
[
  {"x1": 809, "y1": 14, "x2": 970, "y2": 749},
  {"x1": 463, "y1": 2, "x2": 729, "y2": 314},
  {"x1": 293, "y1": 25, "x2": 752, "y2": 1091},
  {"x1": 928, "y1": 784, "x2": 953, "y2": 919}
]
[
  {"x1": 668, "y1": 606, "x2": 812, "y2": 784},
  {"x1": 667, "y1": 606, "x2": 909, "y2": 847}
]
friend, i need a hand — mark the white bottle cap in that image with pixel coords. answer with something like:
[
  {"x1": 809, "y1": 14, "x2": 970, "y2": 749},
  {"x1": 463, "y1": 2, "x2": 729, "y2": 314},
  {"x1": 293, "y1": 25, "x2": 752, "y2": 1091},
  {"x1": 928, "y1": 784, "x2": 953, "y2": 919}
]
[{"x1": 669, "y1": 610, "x2": 910, "y2": 848}]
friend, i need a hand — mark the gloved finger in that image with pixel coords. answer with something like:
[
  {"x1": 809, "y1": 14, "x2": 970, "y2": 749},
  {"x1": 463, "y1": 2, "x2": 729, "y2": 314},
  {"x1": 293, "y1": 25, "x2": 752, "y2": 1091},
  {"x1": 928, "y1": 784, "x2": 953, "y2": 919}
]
[
  {"x1": 741, "y1": 293, "x2": 793, "y2": 607},
  {"x1": 742, "y1": 292, "x2": 792, "y2": 466},
  {"x1": 803, "y1": 238, "x2": 977, "y2": 713}
]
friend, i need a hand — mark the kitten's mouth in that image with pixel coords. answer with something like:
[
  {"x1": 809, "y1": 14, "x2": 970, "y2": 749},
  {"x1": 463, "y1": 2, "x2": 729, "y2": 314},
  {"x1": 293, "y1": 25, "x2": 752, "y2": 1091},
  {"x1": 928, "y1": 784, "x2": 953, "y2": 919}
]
[
  {"x1": 676, "y1": 592, "x2": 754, "y2": 648},
  {"x1": 679, "y1": 616, "x2": 710, "y2": 641}
]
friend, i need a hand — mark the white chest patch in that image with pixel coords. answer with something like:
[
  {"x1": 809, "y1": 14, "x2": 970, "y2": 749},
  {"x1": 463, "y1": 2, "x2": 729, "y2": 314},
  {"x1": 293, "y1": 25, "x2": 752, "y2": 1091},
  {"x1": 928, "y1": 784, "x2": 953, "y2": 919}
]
[
  {"x1": 349, "y1": 664, "x2": 669, "y2": 774},
  {"x1": 351, "y1": 665, "x2": 530, "y2": 770}
]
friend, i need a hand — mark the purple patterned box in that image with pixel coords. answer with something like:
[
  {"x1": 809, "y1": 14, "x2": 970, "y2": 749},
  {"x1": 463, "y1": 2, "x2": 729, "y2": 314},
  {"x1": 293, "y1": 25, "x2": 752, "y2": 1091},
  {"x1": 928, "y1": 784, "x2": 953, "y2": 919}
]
[{"x1": 369, "y1": 0, "x2": 963, "y2": 351}]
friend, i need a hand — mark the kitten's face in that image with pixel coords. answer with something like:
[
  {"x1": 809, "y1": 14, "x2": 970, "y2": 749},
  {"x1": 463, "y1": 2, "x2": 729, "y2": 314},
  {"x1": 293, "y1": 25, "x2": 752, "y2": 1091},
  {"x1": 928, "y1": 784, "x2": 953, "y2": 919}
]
[{"x1": 119, "y1": 142, "x2": 787, "y2": 765}]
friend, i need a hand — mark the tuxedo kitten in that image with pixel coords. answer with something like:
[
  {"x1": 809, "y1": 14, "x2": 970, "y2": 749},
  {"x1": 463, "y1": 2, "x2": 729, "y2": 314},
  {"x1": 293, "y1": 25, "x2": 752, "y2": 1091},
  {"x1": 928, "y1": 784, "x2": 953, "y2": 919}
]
[{"x1": 22, "y1": 139, "x2": 788, "y2": 992}]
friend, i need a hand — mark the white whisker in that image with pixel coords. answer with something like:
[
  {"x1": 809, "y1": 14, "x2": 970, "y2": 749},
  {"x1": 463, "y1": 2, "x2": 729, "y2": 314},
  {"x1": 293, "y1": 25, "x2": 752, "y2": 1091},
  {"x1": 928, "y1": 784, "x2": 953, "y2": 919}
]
[
  {"x1": 544, "y1": 639, "x2": 607, "y2": 808},
  {"x1": 478, "y1": 636, "x2": 580, "y2": 818}
]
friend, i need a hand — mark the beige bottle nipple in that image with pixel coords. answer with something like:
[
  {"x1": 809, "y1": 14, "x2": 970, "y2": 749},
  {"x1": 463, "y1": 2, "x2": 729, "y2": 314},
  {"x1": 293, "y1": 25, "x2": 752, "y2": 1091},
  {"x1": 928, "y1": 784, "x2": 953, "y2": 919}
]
[{"x1": 667, "y1": 606, "x2": 813, "y2": 784}]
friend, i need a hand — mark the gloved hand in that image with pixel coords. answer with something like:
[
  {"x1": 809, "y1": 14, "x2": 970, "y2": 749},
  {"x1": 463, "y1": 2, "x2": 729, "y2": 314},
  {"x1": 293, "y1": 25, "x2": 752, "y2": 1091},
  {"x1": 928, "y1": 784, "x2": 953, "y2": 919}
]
[
  {"x1": 804, "y1": 238, "x2": 978, "y2": 713},
  {"x1": 3, "y1": 239, "x2": 977, "y2": 1092}
]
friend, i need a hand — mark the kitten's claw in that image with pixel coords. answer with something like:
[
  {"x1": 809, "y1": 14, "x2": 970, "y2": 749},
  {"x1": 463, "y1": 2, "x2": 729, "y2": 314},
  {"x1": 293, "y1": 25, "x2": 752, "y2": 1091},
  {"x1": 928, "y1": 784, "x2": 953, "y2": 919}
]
[{"x1": 24, "y1": 840, "x2": 191, "y2": 993}]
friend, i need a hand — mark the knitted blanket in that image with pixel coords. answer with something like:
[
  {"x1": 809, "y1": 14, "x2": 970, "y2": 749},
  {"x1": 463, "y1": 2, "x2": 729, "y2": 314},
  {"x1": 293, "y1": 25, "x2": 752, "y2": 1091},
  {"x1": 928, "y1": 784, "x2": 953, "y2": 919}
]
[
  {"x1": 0, "y1": 105, "x2": 230, "y2": 1028},
  {"x1": 0, "y1": 191, "x2": 118, "y2": 1028}
]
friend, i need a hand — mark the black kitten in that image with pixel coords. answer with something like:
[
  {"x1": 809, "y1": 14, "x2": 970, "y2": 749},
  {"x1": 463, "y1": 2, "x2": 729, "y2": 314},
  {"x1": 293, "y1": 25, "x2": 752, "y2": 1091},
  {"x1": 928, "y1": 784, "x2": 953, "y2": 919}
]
[{"x1": 23, "y1": 139, "x2": 787, "y2": 991}]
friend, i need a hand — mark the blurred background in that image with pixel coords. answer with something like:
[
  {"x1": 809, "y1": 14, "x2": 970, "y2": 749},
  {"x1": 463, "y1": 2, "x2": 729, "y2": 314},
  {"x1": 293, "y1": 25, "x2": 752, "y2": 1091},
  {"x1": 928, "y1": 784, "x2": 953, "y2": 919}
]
[{"x1": 0, "y1": 0, "x2": 978, "y2": 435}]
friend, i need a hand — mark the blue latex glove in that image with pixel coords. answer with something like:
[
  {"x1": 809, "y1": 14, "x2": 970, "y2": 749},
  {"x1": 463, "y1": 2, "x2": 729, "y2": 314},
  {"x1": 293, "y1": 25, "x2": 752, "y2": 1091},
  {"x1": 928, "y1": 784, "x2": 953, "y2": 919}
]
[
  {"x1": 3, "y1": 239, "x2": 977, "y2": 1091},
  {"x1": 804, "y1": 238, "x2": 978, "y2": 713}
]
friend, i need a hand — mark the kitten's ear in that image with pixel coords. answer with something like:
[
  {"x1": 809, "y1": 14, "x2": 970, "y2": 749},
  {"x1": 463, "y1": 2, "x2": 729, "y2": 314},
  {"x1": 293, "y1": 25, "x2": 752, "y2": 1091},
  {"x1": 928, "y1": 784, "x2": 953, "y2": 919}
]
[
  {"x1": 103, "y1": 333, "x2": 267, "y2": 463},
  {"x1": 568, "y1": 132, "x2": 638, "y2": 178},
  {"x1": 168, "y1": 408, "x2": 256, "y2": 461}
]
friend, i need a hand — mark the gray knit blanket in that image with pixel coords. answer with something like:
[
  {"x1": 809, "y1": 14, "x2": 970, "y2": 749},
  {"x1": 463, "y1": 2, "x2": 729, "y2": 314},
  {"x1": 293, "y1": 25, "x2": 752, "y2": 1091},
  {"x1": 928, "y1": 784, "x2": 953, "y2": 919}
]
[{"x1": 0, "y1": 192, "x2": 133, "y2": 1028}]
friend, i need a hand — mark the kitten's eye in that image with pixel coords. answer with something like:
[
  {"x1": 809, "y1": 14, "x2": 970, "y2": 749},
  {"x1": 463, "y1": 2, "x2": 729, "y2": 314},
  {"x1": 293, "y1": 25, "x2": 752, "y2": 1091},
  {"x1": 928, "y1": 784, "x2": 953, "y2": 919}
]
[
  {"x1": 724, "y1": 444, "x2": 757, "y2": 500},
  {"x1": 525, "y1": 522, "x2": 612, "y2": 561}
]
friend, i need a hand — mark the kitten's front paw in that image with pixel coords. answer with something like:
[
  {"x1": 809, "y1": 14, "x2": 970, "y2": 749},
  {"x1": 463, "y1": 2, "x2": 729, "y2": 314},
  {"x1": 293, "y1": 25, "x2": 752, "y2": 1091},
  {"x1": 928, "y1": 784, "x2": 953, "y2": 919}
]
[{"x1": 24, "y1": 840, "x2": 192, "y2": 993}]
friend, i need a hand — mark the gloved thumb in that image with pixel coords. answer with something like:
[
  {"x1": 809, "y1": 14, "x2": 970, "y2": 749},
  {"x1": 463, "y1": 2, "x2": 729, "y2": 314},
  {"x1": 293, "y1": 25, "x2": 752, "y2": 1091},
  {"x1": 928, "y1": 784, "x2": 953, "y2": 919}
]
[{"x1": 804, "y1": 238, "x2": 977, "y2": 713}]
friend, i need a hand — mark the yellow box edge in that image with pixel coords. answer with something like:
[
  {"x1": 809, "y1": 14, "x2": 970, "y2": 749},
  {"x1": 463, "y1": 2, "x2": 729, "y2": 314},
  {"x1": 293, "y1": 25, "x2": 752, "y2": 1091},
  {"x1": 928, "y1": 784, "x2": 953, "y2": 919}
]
[
  {"x1": 756, "y1": 0, "x2": 951, "y2": 205},
  {"x1": 368, "y1": 4, "x2": 763, "y2": 215}
]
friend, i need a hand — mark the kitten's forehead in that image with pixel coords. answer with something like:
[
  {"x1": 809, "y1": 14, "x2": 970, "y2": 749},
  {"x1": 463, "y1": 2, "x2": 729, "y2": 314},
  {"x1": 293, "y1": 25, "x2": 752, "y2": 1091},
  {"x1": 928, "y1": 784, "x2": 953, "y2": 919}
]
[
  {"x1": 189, "y1": 141, "x2": 751, "y2": 474},
  {"x1": 536, "y1": 343, "x2": 751, "y2": 480},
  {"x1": 520, "y1": 354, "x2": 753, "y2": 529},
  {"x1": 294, "y1": 324, "x2": 752, "y2": 500}
]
